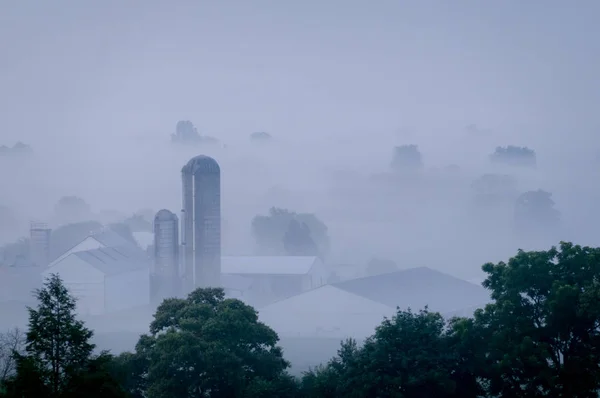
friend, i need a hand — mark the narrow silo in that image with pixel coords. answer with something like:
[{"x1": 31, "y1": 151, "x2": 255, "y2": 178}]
[{"x1": 153, "y1": 209, "x2": 180, "y2": 301}]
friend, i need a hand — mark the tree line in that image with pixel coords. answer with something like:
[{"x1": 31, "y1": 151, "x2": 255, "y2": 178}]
[{"x1": 2, "y1": 241, "x2": 600, "y2": 397}]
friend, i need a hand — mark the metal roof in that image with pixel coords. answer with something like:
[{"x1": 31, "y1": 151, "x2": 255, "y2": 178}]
[
  {"x1": 73, "y1": 246, "x2": 149, "y2": 276},
  {"x1": 221, "y1": 256, "x2": 318, "y2": 275},
  {"x1": 333, "y1": 266, "x2": 491, "y2": 314}
]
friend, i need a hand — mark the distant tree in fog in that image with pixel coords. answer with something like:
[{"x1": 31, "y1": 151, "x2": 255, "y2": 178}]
[
  {"x1": 108, "y1": 223, "x2": 137, "y2": 246},
  {"x1": 122, "y1": 214, "x2": 152, "y2": 233},
  {"x1": 250, "y1": 131, "x2": 273, "y2": 143},
  {"x1": 0, "y1": 142, "x2": 33, "y2": 157},
  {"x1": 171, "y1": 120, "x2": 200, "y2": 144},
  {"x1": 171, "y1": 120, "x2": 219, "y2": 146},
  {"x1": 514, "y1": 189, "x2": 560, "y2": 231},
  {"x1": 283, "y1": 220, "x2": 319, "y2": 256},
  {"x1": 252, "y1": 207, "x2": 330, "y2": 258},
  {"x1": 365, "y1": 257, "x2": 397, "y2": 276},
  {"x1": 490, "y1": 145, "x2": 536, "y2": 168},
  {"x1": 0, "y1": 328, "x2": 25, "y2": 382},
  {"x1": 471, "y1": 174, "x2": 519, "y2": 206},
  {"x1": 391, "y1": 144, "x2": 423, "y2": 173},
  {"x1": 0, "y1": 238, "x2": 29, "y2": 267},
  {"x1": 54, "y1": 196, "x2": 92, "y2": 225}
]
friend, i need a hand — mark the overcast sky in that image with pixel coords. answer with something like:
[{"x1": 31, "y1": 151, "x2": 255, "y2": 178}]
[{"x1": 1, "y1": 0, "x2": 598, "y2": 149}]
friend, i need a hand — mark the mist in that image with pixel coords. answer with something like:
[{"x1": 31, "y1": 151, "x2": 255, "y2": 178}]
[{"x1": 1, "y1": 0, "x2": 600, "y2": 374}]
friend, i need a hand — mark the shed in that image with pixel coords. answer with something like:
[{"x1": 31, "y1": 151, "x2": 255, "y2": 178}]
[{"x1": 43, "y1": 245, "x2": 150, "y2": 316}]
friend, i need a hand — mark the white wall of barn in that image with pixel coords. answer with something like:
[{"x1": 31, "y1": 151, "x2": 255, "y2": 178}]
[
  {"x1": 43, "y1": 254, "x2": 105, "y2": 316},
  {"x1": 104, "y1": 269, "x2": 150, "y2": 313}
]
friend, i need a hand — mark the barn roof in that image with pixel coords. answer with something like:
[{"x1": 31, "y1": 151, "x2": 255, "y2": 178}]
[
  {"x1": 72, "y1": 246, "x2": 149, "y2": 276},
  {"x1": 221, "y1": 256, "x2": 318, "y2": 275},
  {"x1": 333, "y1": 266, "x2": 491, "y2": 314}
]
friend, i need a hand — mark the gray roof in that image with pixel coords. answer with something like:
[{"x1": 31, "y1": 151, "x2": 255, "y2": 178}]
[
  {"x1": 333, "y1": 267, "x2": 491, "y2": 314},
  {"x1": 181, "y1": 155, "x2": 220, "y2": 175},
  {"x1": 73, "y1": 246, "x2": 149, "y2": 276}
]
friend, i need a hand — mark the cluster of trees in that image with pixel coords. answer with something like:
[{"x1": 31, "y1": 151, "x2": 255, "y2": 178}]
[
  {"x1": 251, "y1": 207, "x2": 330, "y2": 258},
  {"x1": 3, "y1": 241, "x2": 600, "y2": 397},
  {"x1": 391, "y1": 144, "x2": 537, "y2": 174}
]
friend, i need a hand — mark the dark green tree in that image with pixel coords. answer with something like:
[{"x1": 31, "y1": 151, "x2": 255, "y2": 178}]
[
  {"x1": 3, "y1": 274, "x2": 126, "y2": 398},
  {"x1": 19, "y1": 273, "x2": 94, "y2": 395},
  {"x1": 302, "y1": 309, "x2": 470, "y2": 398},
  {"x1": 475, "y1": 242, "x2": 600, "y2": 397},
  {"x1": 123, "y1": 288, "x2": 297, "y2": 398}
]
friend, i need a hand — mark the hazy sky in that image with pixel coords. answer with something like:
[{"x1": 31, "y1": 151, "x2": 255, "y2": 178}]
[{"x1": 2, "y1": 0, "x2": 599, "y2": 149}]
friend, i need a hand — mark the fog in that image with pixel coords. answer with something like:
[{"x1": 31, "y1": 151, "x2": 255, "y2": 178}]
[{"x1": 1, "y1": 0, "x2": 600, "y2": 372}]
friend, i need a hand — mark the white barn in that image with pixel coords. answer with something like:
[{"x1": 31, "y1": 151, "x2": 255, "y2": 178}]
[
  {"x1": 221, "y1": 256, "x2": 328, "y2": 306},
  {"x1": 42, "y1": 246, "x2": 150, "y2": 316}
]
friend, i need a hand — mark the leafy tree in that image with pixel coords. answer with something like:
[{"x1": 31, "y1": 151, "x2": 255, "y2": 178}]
[
  {"x1": 490, "y1": 145, "x2": 536, "y2": 167},
  {"x1": 365, "y1": 257, "x2": 397, "y2": 276},
  {"x1": 122, "y1": 287, "x2": 297, "y2": 398},
  {"x1": 390, "y1": 144, "x2": 423, "y2": 173},
  {"x1": 302, "y1": 309, "x2": 467, "y2": 398},
  {"x1": 3, "y1": 274, "x2": 125, "y2": 397},
  {"x1": 252, "y1": 207, "x2": 330, "y2": 258},
  {"x1": 283, "y1": 220, "x2": 318, "y2": 256},
  {"x1": 54, "y1": 196, "x2": 92, "y2": 225},
  {"x1": 473, "y1": 242, "x2": 600, "y2": 397}
]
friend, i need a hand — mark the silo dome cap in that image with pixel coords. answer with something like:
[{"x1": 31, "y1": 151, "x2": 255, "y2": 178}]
[{"x1": 181, "y1": 155, "x2": 220, "y2": 174}]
